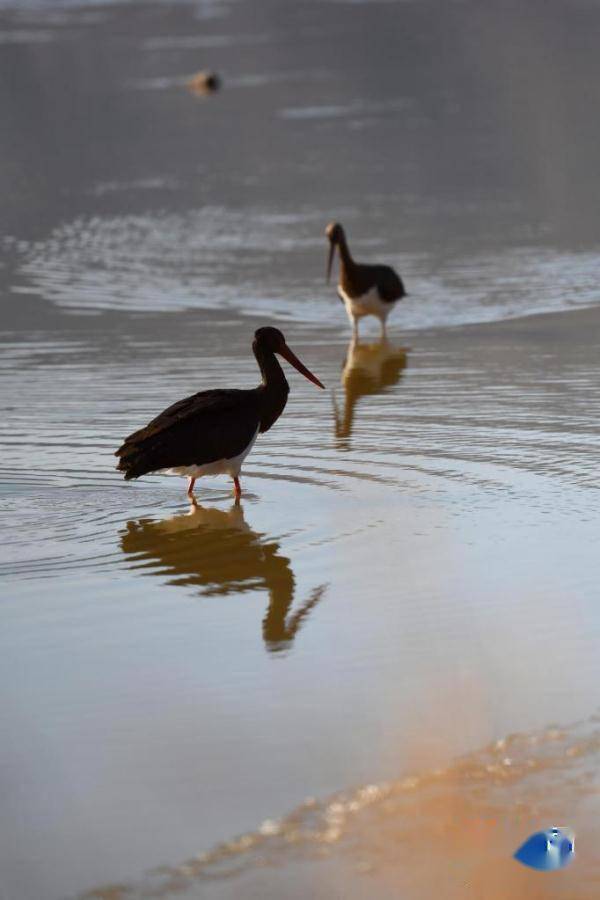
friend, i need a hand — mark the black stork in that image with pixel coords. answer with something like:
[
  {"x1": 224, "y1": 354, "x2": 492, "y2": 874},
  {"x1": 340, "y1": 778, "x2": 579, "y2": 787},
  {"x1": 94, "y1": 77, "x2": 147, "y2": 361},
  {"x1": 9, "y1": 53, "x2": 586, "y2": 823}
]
[
  {"x1": 115, "y1": 327, "x2": 324, "y2": 499},
  {"x1": 326, "y1": 221, "x2": 406, "y2": 337}
]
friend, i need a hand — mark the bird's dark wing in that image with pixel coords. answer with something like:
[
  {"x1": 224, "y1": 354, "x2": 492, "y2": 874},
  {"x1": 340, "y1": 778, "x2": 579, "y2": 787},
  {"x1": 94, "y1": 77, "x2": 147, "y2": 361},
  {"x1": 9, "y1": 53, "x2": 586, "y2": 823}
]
[
  {"x1": 115, "y1": 388, "x2": 261, "y2": 480},
  {"x1": 342, "y1": 262, "x2": 406, "y2": 302},
  {"x1": 372, "y1": 264, "x2": 406, "y2": 302}
]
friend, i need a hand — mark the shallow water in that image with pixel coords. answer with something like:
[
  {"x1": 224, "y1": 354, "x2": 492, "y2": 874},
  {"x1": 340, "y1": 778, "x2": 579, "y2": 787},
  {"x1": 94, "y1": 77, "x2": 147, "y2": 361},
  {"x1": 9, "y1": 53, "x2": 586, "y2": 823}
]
[
  {"x1": 80, "y1": 715, "x2": 600, "y2": 899},
  {"x1": 1, "y1": 1, "x2": 600, "y2": 899}
]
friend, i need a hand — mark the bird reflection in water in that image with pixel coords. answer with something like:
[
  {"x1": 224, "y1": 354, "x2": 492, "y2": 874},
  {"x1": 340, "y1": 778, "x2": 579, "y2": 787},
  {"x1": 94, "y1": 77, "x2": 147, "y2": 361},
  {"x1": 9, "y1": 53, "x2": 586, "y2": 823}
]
[
  {"x1": 120, "y1": 501, "x2": 326, "y2": 653},
  {"x1": 333, "y1": 337, "x2": 408, "y2": 447}
]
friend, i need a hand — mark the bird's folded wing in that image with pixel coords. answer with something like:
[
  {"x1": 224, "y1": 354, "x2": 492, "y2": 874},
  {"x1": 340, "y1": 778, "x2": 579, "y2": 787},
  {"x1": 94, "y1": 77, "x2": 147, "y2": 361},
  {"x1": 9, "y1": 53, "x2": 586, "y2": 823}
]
[
  {"x1": 375, "y1": 266, "x2": 405, "y2": 302},
  {"x1": 115, "y1": 389, "x2": 260, "y2": 474}
]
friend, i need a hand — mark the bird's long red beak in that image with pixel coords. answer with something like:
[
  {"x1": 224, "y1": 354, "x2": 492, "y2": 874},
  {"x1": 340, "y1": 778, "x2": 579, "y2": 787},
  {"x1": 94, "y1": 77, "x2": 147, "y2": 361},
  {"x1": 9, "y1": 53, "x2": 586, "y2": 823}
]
[
  {"x1": 279, "y1": 343, "x2": 325, "y2": 389},
  {"x1": 326, "y1": 240, "x2": 335, "y2": 283}
]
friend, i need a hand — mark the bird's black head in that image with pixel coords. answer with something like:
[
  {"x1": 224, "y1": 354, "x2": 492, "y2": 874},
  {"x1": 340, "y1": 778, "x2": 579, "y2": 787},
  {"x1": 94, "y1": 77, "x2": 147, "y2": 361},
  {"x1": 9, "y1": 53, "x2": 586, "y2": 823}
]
[
  {"x1": 325, "y1": 221, "x2": 345, "y2": 245},
  {"x1": 254, "y1": 326, "x2": 286, "y2": 354},
  {"x1": 253, "y1": 327, "x2": 325, "y2": 389}
]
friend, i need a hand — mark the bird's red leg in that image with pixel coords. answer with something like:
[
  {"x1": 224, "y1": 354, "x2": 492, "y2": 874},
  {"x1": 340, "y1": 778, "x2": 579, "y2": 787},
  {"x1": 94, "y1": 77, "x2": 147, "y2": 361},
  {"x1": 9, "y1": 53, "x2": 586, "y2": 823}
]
[
  {"x1": 187, "y1": 477, "x2": 196, "y2": 498},
  {"x1": 233, "y1": 476, "x2": 242, "y2": 499}
]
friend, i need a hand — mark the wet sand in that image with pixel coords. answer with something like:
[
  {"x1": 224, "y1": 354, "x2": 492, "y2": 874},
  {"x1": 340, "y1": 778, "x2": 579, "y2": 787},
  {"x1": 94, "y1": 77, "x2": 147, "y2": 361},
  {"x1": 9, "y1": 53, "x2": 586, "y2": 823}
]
[{"x1": 1, "y1": 1, "x2": 600, "y2": 899}]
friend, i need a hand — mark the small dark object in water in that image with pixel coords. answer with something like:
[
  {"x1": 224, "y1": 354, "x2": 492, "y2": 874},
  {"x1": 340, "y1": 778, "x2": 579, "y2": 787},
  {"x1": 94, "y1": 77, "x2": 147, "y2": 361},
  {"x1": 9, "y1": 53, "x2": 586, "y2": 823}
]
[{"x1": 187, "y1": 70, "x2": 221, "y2": 95}]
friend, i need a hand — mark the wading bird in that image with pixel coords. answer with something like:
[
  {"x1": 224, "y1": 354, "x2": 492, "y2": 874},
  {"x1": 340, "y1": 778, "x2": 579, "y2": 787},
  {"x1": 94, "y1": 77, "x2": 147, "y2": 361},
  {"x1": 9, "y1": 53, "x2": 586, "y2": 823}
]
[
  {"x1": 115, "y1": 327, "x2": 324, "y2": 499},
  {"x1": 326, "y1": 221, "x2": 406, "y2": 336}
]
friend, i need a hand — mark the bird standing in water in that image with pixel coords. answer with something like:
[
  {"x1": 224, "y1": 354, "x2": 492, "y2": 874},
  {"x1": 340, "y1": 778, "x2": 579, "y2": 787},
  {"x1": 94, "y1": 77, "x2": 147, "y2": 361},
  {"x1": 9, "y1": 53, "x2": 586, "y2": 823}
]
[
  {"x1": 115, "y1": 327, "x2": 324, "y2": 499},
  {"x1": 326, "y1": 221, "x2": 406, "y2": 337}
]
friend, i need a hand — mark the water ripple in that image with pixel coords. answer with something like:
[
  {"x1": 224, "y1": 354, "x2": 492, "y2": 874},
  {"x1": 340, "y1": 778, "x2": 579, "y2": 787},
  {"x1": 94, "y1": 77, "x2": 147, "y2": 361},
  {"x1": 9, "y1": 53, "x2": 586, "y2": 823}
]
[{"x1": 10, "y1": 210, "x2": 600, "y2": 327}]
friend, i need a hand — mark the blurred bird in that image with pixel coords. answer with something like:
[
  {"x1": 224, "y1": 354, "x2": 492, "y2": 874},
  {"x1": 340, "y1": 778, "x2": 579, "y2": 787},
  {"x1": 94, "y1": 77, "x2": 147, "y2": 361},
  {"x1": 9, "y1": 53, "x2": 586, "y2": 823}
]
[{"x1": 326, "y1": 221, "x2": 406, "y2": 336}]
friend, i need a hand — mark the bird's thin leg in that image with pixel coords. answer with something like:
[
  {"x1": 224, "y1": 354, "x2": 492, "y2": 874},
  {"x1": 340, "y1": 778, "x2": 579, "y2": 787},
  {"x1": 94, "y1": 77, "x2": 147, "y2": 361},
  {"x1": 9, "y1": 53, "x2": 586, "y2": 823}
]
[
  {"x1": 352, "y1": 317, "x2": 359, "y2": 339},
  {"x1": 380, "y1": 318, "x2": 387, "y2": 339},
  {"x1": 233, "y1": 476, "x2": 242, "y2": 499},
  {"x1": 187, "y1": 477, "x2": 196, "y2": 498}
]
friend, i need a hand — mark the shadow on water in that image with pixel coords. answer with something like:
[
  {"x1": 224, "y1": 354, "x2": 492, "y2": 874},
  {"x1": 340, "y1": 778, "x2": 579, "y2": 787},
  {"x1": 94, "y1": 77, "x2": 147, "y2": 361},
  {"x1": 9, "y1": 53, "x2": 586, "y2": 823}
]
[
  {"x1": 333, "y1": 338, "x2": 408, "y2": 448},
  {"x1": 120, "y1": 500, "x2": 326, "y2": 654}
]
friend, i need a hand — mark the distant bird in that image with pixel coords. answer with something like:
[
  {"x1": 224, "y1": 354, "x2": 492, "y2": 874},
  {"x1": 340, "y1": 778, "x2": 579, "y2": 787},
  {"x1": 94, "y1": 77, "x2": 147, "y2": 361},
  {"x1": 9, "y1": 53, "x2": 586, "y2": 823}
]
[
  {"x1": 326, "y1": 221, "x2": 406, "y2": 336},
  {"x1": 187, "y1": 70, "x2": 221, "y2": 95},
  {"x1": 115, "y1": 327, "x2": 324, "y2": 499}
]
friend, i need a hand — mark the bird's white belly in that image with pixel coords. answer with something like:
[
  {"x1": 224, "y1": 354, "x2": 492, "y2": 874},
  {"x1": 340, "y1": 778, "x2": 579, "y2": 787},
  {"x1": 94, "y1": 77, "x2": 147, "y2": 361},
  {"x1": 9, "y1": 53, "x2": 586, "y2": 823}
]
[
  {"x1": 339, "y1": 286, "x2": 393, "y2": 321},
  {"x1": 161, "y1": 428, "x2": 259, "y2": 479}
]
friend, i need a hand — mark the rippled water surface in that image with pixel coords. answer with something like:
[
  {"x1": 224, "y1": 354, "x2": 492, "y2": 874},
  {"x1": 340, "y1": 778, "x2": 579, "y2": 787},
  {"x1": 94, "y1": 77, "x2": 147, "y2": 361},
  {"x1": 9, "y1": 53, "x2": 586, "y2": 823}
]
[{"x1": 1, "y1": 1, "x2": 600, "y2": 898}]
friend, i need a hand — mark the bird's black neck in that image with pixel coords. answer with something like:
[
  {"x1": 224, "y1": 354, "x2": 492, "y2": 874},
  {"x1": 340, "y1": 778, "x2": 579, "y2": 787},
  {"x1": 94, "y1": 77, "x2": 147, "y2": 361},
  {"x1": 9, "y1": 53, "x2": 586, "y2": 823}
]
[
  {"x1": 254, "y1": 344, "x2": 290, "y2": 433},
  {"x1": 337, "y1": 232, "x2": 354, "y2": 269},
  {"x1": 336, "y1": 232, "x2": 356, "y2": 278}
]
